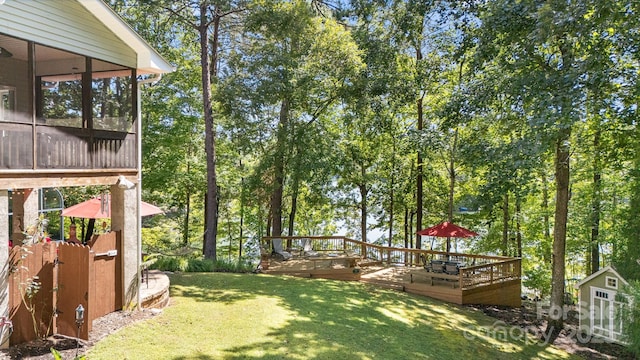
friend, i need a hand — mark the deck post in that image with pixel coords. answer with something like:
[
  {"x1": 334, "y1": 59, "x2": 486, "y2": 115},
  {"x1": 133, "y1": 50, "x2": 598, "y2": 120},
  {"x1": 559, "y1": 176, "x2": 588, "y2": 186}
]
[
  {"x1": 490, "y1": 265, "x2": 494, "y2": 284},
  {"x1": 111, "y1": 184, "x2": 138, "y2": 308}
]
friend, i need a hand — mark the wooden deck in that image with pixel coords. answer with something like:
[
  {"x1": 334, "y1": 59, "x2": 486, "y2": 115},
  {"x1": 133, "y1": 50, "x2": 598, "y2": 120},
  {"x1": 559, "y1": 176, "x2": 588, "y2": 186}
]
[
  {"x1": 260, "y1": 236, "x2": 522, "y2": 308},
  {"x1": 264, "y1": 254, "x2": 362, "y2": 281}
]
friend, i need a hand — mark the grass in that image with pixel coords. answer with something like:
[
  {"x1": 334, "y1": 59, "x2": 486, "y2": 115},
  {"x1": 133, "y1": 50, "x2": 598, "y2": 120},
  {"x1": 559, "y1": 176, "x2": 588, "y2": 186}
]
[{"x1": 88, "y1": 273, "x2": 580, "y2": 359}]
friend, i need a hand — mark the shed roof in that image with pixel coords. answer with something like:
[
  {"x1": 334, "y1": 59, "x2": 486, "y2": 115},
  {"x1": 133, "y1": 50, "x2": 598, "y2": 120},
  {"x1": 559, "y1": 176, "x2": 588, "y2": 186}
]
[{"x1": 574, "y1": 265, "x2": 629, "y2": 289}]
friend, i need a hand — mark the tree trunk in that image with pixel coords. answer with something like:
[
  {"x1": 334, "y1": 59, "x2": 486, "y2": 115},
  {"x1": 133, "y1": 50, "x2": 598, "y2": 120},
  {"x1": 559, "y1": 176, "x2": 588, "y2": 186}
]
[
  {"x1": 516, "y1": 193, "x2": 522, "y2": 258},
  {"x1": 446, "y1": 128, "x2": 458, "y2": 253},
  {"x1": 360, "y1": 163, "x2": 368, "y2": 242},
  {"x1": 239, "y1": 178, "x2": 244, "y2": 260},
  {"x1": 416, "y1": 46, "x2": 424, "y2": 252},
  {"x1": 547, "y1": 126, "x2": 571, "y2": 340},
  {"x1": 288, "y1": 181, "x2": 298, "y2": 248},
  {"x1": 270, "y1": 99, "x2": 289, "y2": 237},
  {"x1": 288, "y1": 140, "x2": 302, "y2": 246},
  {"x1": 388, "y1": 175, "x2": 394, "y2": 247},
  {"x1": 288, "y1": 190, "x2": 298, "y2": 236},
  {"x1": 541, "y1": 170, "x2": 551, "y2": 263},
  {"x1": 502, "y1": 193, "x2": 509, "y2": 256},
  {"x1": 590, "y1": 127, "x2": 601, "y2": 274},
  {"x1": 183, "y1": 187, "x2": 191, "y2": 246},
  {"x1": 183, "y1": 141, "x2": 192, "y2": 247},
  {"x1": 201, "y1": 8, "x2": 219, "y2": 260},
  {"x1": 409, "y1": 210, "x2": 415, "y2": 249},
  {"x1": 404, "y1": 207, "x2": 409, "y2": 248},
  {"x1": 404, "y1": 207, "x2": 409, "y2": 264}
]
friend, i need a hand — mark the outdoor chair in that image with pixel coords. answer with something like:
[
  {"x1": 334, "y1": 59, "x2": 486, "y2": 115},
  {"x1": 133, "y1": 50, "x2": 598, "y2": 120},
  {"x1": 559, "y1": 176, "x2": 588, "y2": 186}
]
[
  {"x1": 302, "y1": 238, "x2": 319, "y2": 257},
  {"x1": 420, "y1": 254, "x2": 432, "y2": 271},
  {"x1": 430, "y1": 260, "x2": 444, "y2": 273},
  {"x1": 444, "y1": 261, "x2": 459, "y2": 275},
  {"x1": 272, "y1": 238, "x2": 292, "y2": 261}
]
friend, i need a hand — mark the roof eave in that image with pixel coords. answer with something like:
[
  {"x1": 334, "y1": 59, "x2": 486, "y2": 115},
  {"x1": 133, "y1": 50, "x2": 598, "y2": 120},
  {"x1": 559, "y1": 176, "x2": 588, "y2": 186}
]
[{"x1": 78, "y1": 0, "x2": 174, "y2": 74}]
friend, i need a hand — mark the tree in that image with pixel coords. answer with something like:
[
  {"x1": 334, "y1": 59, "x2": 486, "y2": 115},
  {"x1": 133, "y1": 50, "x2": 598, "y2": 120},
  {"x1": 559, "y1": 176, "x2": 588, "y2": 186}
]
[
  {"x1": 471, "y1": 0, "x2": 627, "y2": 339},
  {"x1": 219, "y1": 0, "x2": 363, "y2": 238},
  {"x1": 143, "y1": 0, "x2": 248, "y2": 260}
]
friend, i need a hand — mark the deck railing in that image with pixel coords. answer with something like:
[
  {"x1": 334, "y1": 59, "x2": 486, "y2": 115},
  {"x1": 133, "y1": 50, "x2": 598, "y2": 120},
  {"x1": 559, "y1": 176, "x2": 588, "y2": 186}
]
[
  {"x1": 261, "y1": 235, "x2": 521, "y2": 290},
  {"x1": 0, "y1": 123, "x2": 136, "y2": 170}
]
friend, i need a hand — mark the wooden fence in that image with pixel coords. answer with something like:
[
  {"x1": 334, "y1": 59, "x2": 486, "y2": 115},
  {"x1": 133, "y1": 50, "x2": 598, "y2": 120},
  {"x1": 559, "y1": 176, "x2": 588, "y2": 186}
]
[{"x1": 8, "y1": 231, "x2": 123, "y2": 345}]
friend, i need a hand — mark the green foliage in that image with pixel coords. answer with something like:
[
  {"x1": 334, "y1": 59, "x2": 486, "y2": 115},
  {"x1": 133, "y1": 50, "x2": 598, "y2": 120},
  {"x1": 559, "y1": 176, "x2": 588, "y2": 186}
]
[
  {"x1": 185, "y1": 258, "x2": 215, "y2": 272},
  {"x1": 150, "y1": 256, "x2": 190, "y2": 272},
  {"x1": 208, "y1": 258, "x2": 256, "y2": 273},
  {"x1": 618, "y1": 281, "x2": 640, "y2": 356},
  {"x1": 522, "y1": 265, "x2": 552, "y2": 299},
  {"x1": 51, "y1": 347, "x2": 86, "y2": 360},
  {"x1": 615, "y1": 159, "x2": 640, "y2": 281},
  {"x1": 113, "y1": 0, "x2": 640, "y2": 303},
  {"x1": 141, "y1": 223, "x2": 182, "y2": 253},
  {"x1": 149, "y1": 255, "x2": 255, "y2": 273}
]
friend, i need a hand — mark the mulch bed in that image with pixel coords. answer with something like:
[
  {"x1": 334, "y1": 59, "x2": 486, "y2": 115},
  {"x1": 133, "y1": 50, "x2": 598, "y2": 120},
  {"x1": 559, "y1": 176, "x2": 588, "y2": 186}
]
[
  {"x1": 0, "y1": 309, "x2": 157, "y2": 360},
  {"x1": 468, "y1": 301, "x2": 637, "y2": 360}
]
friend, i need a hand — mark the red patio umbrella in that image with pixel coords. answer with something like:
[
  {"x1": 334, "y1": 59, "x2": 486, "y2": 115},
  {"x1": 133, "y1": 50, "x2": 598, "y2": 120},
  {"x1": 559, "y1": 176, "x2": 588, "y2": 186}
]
[
  {"x1": 61, "y1": 194, "x2": 163, "y2": 219},
  {"x1": 417, "y1": 221, "x2": 478, "y2": 253}
]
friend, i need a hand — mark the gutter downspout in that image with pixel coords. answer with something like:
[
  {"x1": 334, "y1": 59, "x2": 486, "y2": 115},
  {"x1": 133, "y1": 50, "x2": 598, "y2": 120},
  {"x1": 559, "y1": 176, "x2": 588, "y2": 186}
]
[{"x1": 136, "y1": 73, "x2": 162, "y2": 309}]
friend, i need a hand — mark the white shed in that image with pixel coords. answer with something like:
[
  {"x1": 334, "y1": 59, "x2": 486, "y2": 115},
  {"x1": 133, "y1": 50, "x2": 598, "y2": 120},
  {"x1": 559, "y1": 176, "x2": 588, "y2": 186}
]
[{"x1": 575, "y1": 266, "x2": 629, "y2": 344}]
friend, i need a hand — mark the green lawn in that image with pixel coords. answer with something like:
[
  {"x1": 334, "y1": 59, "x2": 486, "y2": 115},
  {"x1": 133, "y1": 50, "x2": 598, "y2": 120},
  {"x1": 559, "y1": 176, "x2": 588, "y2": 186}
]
[{"x1": 88, "y1": 273, "x2": 579, "y2": 359}]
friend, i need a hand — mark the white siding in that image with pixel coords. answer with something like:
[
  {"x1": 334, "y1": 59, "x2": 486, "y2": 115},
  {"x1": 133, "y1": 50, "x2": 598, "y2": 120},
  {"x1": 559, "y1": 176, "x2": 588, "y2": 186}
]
[{"x1": 0, "y1": 0, "x2": 137, "y2": 68}]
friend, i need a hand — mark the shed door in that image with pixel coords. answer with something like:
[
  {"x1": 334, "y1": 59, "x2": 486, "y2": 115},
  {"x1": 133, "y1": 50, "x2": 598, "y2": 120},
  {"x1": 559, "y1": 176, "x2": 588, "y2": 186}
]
[{"x1": 590, "y1": 287, "x2": 623, "y2": 341}]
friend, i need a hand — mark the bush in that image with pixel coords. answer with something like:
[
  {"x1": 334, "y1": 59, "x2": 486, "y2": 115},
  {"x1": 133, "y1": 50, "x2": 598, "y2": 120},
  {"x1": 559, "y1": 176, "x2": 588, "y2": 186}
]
[
  {"x1": 522, "y1": 264, "x2": 551, "y2": 298},
  {"x1": 151, "y1": 256, "x2": 189, "y2": 272},
  {"x1": 150, "y1": 255, "x2": 256, "y2": 273},
  {"x1": 210, "y1": 258, "x2": 255, "y2": 273},
  {"x1": 618, "y1": 280, "x2": 640, "y2": 356},
  {"x1": 186, "y1": 258, "x2": 215, "y2": 272}
]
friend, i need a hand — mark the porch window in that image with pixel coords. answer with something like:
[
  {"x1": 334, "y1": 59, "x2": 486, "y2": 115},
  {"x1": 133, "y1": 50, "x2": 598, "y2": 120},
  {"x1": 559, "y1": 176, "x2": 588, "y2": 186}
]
[
  {"x1": 8, "y1": 188, "x2": 64, "y2": 241},
  {"x1": 36, "y1": 43, "x2": 85, "y2": 127},
  {"x1": 0, "y1": 32, "x2": 137, "y2": 171},
  {"x1": 92, "y1": 59, "x2": 133, "y2": 132},
  {"x1": 0, "y1": 85, "x2": 15, "y2": 121}
]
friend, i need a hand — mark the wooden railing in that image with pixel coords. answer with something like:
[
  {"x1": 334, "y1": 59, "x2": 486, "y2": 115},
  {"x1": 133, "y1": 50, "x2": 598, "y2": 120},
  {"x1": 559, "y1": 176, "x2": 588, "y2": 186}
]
[
  {"x1": 261, "y1": 235, "x2": 521, "y2": 290},
  {"x1": 0, "y1": 123, "x2": 136, "y2": 170}
]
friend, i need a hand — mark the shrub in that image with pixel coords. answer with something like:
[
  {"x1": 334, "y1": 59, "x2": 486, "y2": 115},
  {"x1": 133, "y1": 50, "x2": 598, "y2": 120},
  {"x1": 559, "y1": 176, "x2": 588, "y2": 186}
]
[
  {"x1": 187, "y1": 258, "x2": 215, "y2": 272},
  {"x1": 150, "y1": 255, "x2": 256, "y2": 273},
  {"x1": 618, "y1": 281, "x2": 640, "y2": 356},
  {"x1": 210, "y1": 258, "x2": 255, "y2": 273},
  {"x1": 151, "y1": 256, "x2": 189, "y2": 272},
  {"x1": 522, "y1": 264, "x2": 551, "y2": 298}
]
